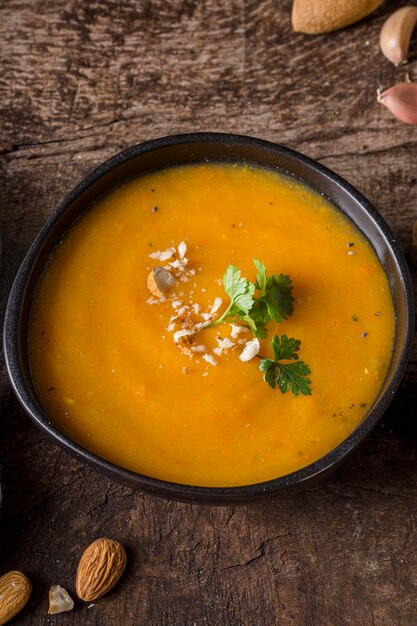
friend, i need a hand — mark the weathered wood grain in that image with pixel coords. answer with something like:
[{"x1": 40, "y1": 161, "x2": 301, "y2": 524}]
[{"x1": 1, "y1": 0, "x2": 417, "y2": 624}]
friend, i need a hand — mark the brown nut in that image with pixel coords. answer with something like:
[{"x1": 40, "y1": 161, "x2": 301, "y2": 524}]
[
  {"x1": 76, "y1": 538, "x2": 127, "y2": 602},
  {"x1": 292, "y1": 0, "x2": 383, "y2": 34},
  {"x1": 147, "y1": 266, "x2": 178, "y2": 298},
  {"x1": 0, "y1": 571, "x2": 32, "y2": 626}
]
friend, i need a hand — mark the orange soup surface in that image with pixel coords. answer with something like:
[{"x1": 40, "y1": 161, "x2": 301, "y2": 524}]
[{"x1": 29, "y1": 164, "x2": 395, "y2": 487}]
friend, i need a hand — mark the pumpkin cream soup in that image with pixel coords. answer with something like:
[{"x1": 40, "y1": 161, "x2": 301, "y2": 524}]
[{"x1": 29, "y1": 164, "x2": 394, "y2": 487}]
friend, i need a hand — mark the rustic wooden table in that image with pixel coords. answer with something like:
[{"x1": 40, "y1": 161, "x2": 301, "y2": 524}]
[{"x1": 1, "y1": 1, "x2": 417, "y2": 624}]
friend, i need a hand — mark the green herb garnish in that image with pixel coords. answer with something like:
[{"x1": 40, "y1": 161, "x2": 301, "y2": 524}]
[
  {"x1": 210, "y1": 259, "x2": 294, "y2": 339},
  {"x1": 253, "y1": 258, "x2": 294, "y2": 323},
  {"x1": 210, "y1": 259, "x2": 311, "y2": 396},
  {"x1": 212, "y1": 264, "x2": 255, "y2": 324},
  {"x1": 259, "y1": 335, "x2": 312, "y2": 396}
]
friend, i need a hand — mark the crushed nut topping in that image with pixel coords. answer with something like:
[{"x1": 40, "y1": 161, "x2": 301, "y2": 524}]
[
  {"x1": 149, "y1": 246, "x2": 176, "y2": 261},
  {"x1": 203, "y1": 354, "x2": 217, "y2": 366},
  {"x1": 230, "y1": 323, "x2": 249, "y2": 339},
  {"x1": 178, "y1": 241, "x2": 187, "y2": 259},
  {"x1": 48, "y1": 585, "x2": 74, "y2": 615},
  {"x1": 147, "y1": 241, "x2": 255, "y2": 366},
  {"x1": 239, "y1": 338, "x2": 261, "y2": 362}
]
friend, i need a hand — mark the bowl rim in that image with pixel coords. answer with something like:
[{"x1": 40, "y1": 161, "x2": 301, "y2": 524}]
[{"x1": 3, "y1": 131, "x2": 415, "y2": 503}]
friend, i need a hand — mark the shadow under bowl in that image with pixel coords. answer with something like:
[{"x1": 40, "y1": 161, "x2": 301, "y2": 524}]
[{"x1": 3, "y1": 132, "x2": 415, "y2": 504}]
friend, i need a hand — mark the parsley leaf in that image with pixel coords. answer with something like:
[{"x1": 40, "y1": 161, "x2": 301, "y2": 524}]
[
  {"x1": 253, "y1": 260, "x2": 295, "y2": 327},
  {"x1": 262, "y1": 273, "x2": 294, "y2": 324},
  {"x1": 212, "y1": 259, "x2": 294, "y2": 335},
  {"x1": 243, "y1": 314, "x2": 268, "y2": 339},
  {"x1": 254, "y1": 258, "x2": 267, "y2": 296},
  {"x1": 259, "y1": 334, "x2": 312, "y2": 396},
  {"x1": 222, "y1": 264, "x2": 255, "y2": 314},
  {"x1": 259, "y1": 358, "x2": 279, "y2": 388},
  {"x1": 208, "y1": 262, "x2": 312, "y2": 396},
  {"x1": 211, "y1": 265, "x2": 255, "y2": 327},
  {"x1": 271, "y1": 335, "x2": 300, "y2": 361},
  {"x1": 245, "y1": 302, "x2": 269, "y2": 339},
  {"x1": 276, "y1": 362, "x2": 312, "y2": 396}
]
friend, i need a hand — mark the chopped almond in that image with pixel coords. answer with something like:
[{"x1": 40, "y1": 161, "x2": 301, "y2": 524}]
[
  {"x1": 147, "y1": 267, "x2": 178, "y2": 298},
  {"x1": 210, "y1": 297, "x2": 223, "y2": 314},
  {"x1": 191, "y1": 345, "x2": 207, "y2": 352},
  {"x1": 203, "y1": 354, "x2": 217, "y2": 366},
  {"x1": 48, "y1": 585, "x2": 74, "y2": 614},
  {"x1": 230, "y1": 323, "x2": 249, "y2": 339},
  {"x1": 173, "y1": 329, "x2": 195, "y2": 344},
  {"x1": 213, "y1": 337, "x2": 234, "y2": 356},
  {"x1": 239, "y1": 338, "x2": 260, "y2": 362},
  {"x1": 149, "y1": 246, "x2": 176, "y2": 261},
  {"x1": 178, "y1": 241, "x2": 187, "y2": 259}
]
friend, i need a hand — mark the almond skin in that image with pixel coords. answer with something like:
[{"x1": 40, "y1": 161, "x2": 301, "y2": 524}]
[
  {"x1": 0, "y1": 571, "x2": 32, "y2": 626},
  {"x1": 292, "y1": 0, "x2": 383, "y2": 34},
  {"x1": 147, "y1": 266, "x2": 178, "y2": 298},
  {"x1": 76, "y1": 538, "x2": 126, "y2": 601}
]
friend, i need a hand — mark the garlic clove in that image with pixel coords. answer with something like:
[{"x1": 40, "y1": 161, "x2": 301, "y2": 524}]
[
  {"x1": 377, "y1": 82, "x2": 417, "y2": 125},
  {"x1": 48, "y1": 584, "x2": 74, "y2": 614},
  {"x1": 147, "y1": 266, "x2": 178, "y2": 299},
  {"x1": 380, "y1": 6, "x2": 417, "y2": 66}
]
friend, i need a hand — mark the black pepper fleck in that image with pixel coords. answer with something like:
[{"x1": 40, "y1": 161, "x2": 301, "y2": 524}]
[
  {"x1": 360, "y1": 402, "x2": 367, "y2": 408},
  {"x1": 361, "y1": 332, "x2": 368, "y2": 338},
  {"x1": 375, "y1": 311, "x2": 381, "y2": 316},
  {"x1": 347, "y1": 242, "x2": 354, "y2": 247},
  {"x1": 40, "y1": 331, "x2": 46, "y2": 335},
  {"x1": 352, "y1": 315, "x2": 358, "y2": 322},
  {"x1": 152, "y1": 206, "x2": 158, "y2": 212},
  {"x1": 47, "y1": 387, "x2": 55, "y2": 392}
]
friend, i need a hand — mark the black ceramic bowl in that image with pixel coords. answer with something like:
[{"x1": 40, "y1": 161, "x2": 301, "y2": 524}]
[{"x1": 3, "y1": 133, "x2": 414, "y2": 504}]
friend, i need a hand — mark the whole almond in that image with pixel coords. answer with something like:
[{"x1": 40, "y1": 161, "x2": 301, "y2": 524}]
[
  {"x1": 76, "y1": 538, "x2": 126, "y2": 601},
  {"x1": 0, "y1": 571, "x2": 32, "y2": 626},
  {"x1": 292, "y1": 0, "x2": 383, "y2": 34}
]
